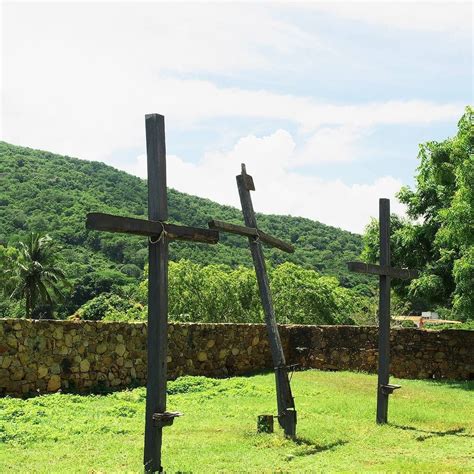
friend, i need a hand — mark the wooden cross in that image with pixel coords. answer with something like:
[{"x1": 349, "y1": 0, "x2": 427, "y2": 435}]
[
  {"x1": 209, "y1": 164, "x2": 297, "y2": 438},
  {"x1": 347, "y1": 198, "x2": 417, "y2": 424},
  {"x1": 86, "y1": 114, "x2": 219, "y2": 473}
]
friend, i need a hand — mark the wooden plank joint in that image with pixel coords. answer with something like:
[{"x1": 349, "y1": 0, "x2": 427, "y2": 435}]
[
  {"x1": 208, "y1": 219, "x2": 294, "y2": 253},
  {"x1": 347, "y1": 261, "x2": 418, "y2": 280},
  {"x1": 86, "y1": 212, "x2": 219, "y2": 244}
]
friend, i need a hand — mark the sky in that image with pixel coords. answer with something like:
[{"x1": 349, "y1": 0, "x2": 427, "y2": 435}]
[{"x1": 1, "y1": 1, "x2": 472, "y2": 233}]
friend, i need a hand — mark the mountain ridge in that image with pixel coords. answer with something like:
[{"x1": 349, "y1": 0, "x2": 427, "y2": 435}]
[{"x1": 0, "y1": 141, "x2": 368, "y2": 290}]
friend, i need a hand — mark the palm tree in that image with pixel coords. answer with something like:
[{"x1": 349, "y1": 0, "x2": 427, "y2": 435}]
[{"x1": 8, "y1": 233, "x2": 67, "y2": 318}]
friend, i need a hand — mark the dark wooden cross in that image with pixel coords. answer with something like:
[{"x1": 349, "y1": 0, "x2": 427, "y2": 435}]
[
  {"x1": 347, "y1": 198, "x2": 417, "y2": 424},
  {"x1": 86, "y1": 114, "x2": 219, "y2": 473},
  {"x1": 209, "y1": 164, "x2": 297, "y2": 438}
]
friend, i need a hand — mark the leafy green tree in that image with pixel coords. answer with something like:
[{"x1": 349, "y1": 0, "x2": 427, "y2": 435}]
[
  {"x1": 165, "y1": 261, "x2": 261, "y2": 323},
  {"x1": 271, "y1": 262, "x2": 355, "y2": 324},
  {"x1": 5, "y1": 233, "x2": 68, "y2": 318},
  {"x1": 136, "y1": 260, "x2": 357, "y2": 325},
  {"x1": 361, "y1": 107, "x2": 473, "y2": 319},
  {"x1": 75, "y1": 292, "x2": 144, "y2": 321},
  {"x1": 67, "y1": 269, "x2": 132, "y2": 313}
]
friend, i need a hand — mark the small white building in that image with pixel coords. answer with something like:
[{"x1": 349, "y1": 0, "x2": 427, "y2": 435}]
[{"x1": 421, "y1": 311, "x2": 439, "y2": 320}]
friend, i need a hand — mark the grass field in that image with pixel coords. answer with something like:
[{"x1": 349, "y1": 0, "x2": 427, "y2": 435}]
[{"x1": 1, "y1": 370, "x2": 473, "y2": 473}]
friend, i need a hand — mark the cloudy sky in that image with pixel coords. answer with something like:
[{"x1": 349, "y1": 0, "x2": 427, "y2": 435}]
[{"x1": 1, "y1": 1, "x2": 471, "y2": 233}]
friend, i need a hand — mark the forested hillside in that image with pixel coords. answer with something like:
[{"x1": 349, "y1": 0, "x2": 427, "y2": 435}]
[{"x1": 0, "y1": 142, "x2": 368, "y2": 295}]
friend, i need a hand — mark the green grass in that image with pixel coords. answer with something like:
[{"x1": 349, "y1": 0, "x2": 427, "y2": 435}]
[{"x1": 1, "y1": 370, "x2": 473, "y2": 472}]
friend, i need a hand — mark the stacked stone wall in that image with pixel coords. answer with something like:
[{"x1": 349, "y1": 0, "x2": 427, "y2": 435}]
[
  {"x1": 286, "y1": 325, "x2": 473, "y2": 380},
  {"x1": 0, "y1": 319, "x2": 472, "y2": 397}
]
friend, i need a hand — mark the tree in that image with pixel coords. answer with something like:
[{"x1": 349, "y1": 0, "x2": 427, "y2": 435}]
[
  {"x1": 6, "y1": 233, "x2": 68, "y2": 318},
  {"x1": 271, "y1": 262, "x2": 355, "y2": 324},
  {"x1": 361, "y1": 106, "x2": 473, "y2": 319},
  {"x1": 136, "y1": 260, "x2": 357, "y2": 325},
  {"x1": 67, "y1": 269, "x2": 132, "y2": 313}
]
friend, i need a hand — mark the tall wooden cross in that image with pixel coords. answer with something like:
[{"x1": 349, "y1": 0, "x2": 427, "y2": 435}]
[
  {"x1": 209, "y1": 164, "x2": 297, "y2": 438},
  {"x1": 86, "y1": 114, "x2": 219, "y2": 473},
  {"x1": 347, "y1": 198, "x2": 417, "y2": 424}
]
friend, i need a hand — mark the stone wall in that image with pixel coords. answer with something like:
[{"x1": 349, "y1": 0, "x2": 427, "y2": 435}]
[
  {"x1": 286, "y1": 325, "x2": 473, "y2": 380},
  {"x1": 0, "y1": 319, "x2": 472, "y2": 397}
]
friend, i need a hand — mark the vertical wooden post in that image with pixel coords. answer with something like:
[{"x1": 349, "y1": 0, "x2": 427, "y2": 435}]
[
  {"x1": 236, "y1": 166, "x2": 296, "y2": 438},
  {"x1": 144, "y1": 114, "x2": 169, "y2": 472},
  {"x1": 377, "y1": 198, "x2": 391, "y2": 424}
]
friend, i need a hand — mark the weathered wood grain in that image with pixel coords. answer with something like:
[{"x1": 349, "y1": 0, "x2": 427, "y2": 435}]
[
  {"x1": 87, "y1": 213, "x2": 218, "y2": 244},
  {"x1": 144, "y1": 113, "x2": 168, "y2": 473},
  {"x1": 86, "y1": 113, "x2": 219, "y2": 473},
  {"x1": 377, "y1": 198, "x2": 391, "y2": 425},
  {"x1": 236, "y1": 165, "x2": 297, "y2": 438},
  {"x1": 347, "y1": 261, "x2": 418, "y2": 280},
  {"x1": 347, "y1": 198, "x2": 417, "y2": 426},
  {"x1": 208, "y1": 220, "x2": 293, "y2": 253}
]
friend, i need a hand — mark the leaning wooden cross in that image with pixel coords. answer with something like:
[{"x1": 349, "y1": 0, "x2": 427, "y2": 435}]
[
  {"x1": 209, "y1": 164, "x2": 297, "y2": 438},
  {"x1": 347, "y1": 198, "x2": 417, "y2": 424},
  {"x1": 86, "y1": 114, "x2": 219, "y2": 473}
]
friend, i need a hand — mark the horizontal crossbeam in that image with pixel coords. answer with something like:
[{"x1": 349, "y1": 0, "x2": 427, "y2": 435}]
[
  {"x1": 347, "y1": 261, "x2": 418, "y2": 280},
  {"x1": 208, "y1": 219, "x2": 294, "y2": 254},
  {"x1": 86, "y1": 212, "x2": 219, "y2": 244}
]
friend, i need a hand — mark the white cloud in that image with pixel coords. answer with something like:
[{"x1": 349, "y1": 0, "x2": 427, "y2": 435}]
[
  {"x1": 124, "y1": 129, "x2": 404, "y2": 234},
  {"x1": 1, "y1": 2, "x2": 322, "y2": 76},
  {"x1": 295, "y1": 126, "x2": 366, "y2": 165},
  {"x1": 2, "y1": 72, "x2": 463, "y2": 162},
  {"x1": 0, "y1": 1, "x2": 467, "y2": 233},
  {"x1": 308, "y1": 2, "x2": 472, "y2": 35},
  {"x1": 1, "y1": 2, "x2": 465, "y2": 162}
]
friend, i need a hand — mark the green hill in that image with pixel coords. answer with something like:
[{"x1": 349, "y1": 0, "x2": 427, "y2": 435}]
[{"x1": 0, "y1": 141, "x2": 368, "y2": 293}]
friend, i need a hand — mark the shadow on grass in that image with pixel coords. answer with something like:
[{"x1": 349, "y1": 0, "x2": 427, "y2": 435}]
[
  {"x1": 391, "y1": 424, "x2": 474, "y2": 441},
  {"x1": 291, "y1": 437, "x2": 348, "y2": 457},
  {"x1": 412, "y1": 379, "x2": 474, "y2": 391}
]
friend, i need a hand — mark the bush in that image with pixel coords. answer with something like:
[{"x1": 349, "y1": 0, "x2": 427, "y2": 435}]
[
  {"x1": 399, "y1": 320, "x2": 417, "y2": 328},
  {"x1": 76, "y1": 293, "x2": 145, "y2": 321}
]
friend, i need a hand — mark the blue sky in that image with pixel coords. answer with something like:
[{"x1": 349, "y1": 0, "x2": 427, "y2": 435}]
[{"x1": 1, "y1": 1, "x2": 471, "y2": 232}]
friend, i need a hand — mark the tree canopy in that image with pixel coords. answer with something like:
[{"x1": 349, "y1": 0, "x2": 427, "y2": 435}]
[
  {"x1": 74, "y1": 260, "x2": 360, "y2": 325},
  {"x1": 362, "y1": 107, "x2": 473, "y2": 320}
]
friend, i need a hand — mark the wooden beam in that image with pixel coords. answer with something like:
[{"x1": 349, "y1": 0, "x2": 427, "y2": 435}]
[
  {"x1": 146, "y1": 113, "x2": 168, "y2": 221},
  {"x1": 347, "y1": 261, "x2": 418, "y2": 280},
  {"x1": 87, "y1": 213, "x2": 218, "y2": 244},
  {"x1": 258, "y1": 229, "x2": 295, "y2": 254},
  {"x1": 377, "y1": 198, "x2": 391, "y2": 425},
  {"x1": 144, "y1": 113, "x2": 168, "y2": 473},
  {"x1": 208, "y1": 219, "x2": 294, "y2": 254},
  {"x1": 209, "y1": 219, "x2": 256, "y2": 238},
  {"x1": 240, "y1": 163, "x2": 255, "y2": 191},
  {"x1": 235, "y1": 165, "x2": 297, "y2": 438}
]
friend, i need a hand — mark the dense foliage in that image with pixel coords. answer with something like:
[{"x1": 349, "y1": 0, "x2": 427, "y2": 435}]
[
  {"x1": 0, "y1": 141, "x2": 369, "y2": 318},
  {"x1": 361, "y1": 107, "x2": 473, "y2": 320},
  {"x1": 74, "y1": 261, "x2": 362, "y2": 325},
  {"x1": 2, "y1": 106, "x2": 471, "y2": 323}
]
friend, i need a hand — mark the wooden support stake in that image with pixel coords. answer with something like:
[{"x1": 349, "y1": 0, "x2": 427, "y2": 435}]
[{"x1": 257, "y1": 415, "x2": 274, "y2": 434}]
